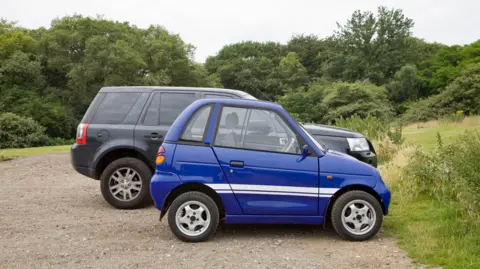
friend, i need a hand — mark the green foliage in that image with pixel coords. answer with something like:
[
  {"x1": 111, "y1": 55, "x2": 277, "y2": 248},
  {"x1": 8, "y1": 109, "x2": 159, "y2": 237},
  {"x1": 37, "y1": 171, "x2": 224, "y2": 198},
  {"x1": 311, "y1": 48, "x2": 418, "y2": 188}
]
[
  {"x1": 0, "y1": 9, "x2": 479, "y2": 141},
  {"x1": 279, "y1": 81, "x2": 393, "y2": 124},
  {"x1": 416, "y1": 40, "x2": 480, "y2": 96},
  {"x1": 46, "y1": 137, "x2": 75, "y2": 146},
  {"x1": 334, "y1": 114, "x2": 404, "y2": 164},
  {"x1": 205, "y1": 41, "x2": 288, "y2": 100},
  {"x1": 334, "y1": 114, "x2": 389, "y2": 141},
  {"x1": 402, "y1": 63, "x2": 480, "y2": 123},
  {"x1": 286, "y1": 34, "x2": 329, "y2": 78},
  {"x1": 403, "y1": 130, "x2": 480, "y2": 218},
  {"x1": 0, "y1": 15, "x2": 215, "y2": 139},
  {"x1": 278, "y1": 52, "x2": 309, "y2": 90},
  {"x1": 323, "y1": 6, "x2": 416, "y2": 85},
  {"x1": 0, "y1": 113, "x2": 48, "y2": 149},
  {"x1": 386, "y1": 64, "x2": 419, "y2": 110}
]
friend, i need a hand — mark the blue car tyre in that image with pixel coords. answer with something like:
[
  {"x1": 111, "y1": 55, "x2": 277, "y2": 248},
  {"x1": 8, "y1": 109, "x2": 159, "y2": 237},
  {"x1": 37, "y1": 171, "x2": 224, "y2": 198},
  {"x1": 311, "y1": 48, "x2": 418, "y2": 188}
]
[
  {"x1": 331, "y1": 190, "x2": 383, "y2": 241},
  {"x1": 167, "y1": 191, "x2": 220, "y2": 242}
]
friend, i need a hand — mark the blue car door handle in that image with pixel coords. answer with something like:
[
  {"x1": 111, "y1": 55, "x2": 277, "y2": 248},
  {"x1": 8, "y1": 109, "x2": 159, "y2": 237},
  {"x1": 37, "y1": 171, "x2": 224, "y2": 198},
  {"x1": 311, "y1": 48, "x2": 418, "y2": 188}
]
[{"x1": 230, "y1": 161, "x2": 244, "y2": 168}]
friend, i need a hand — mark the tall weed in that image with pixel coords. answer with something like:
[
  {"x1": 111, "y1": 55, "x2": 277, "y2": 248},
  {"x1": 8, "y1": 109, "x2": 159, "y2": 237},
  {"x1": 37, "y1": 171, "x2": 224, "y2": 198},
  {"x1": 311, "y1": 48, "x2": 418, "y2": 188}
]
[
  {"x1": 335, "y1": 114, "x2": 405, "y2": 163},
  {"x1": 402, "y1": 130, "x2": 480, "y2": 218}
]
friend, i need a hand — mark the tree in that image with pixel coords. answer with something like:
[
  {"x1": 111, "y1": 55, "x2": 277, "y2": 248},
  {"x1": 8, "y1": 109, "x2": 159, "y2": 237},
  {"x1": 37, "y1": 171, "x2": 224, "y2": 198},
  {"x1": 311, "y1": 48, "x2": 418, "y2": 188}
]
[
  {"x1": 386, "y1": 64, "x2": 419, "y2": 105},
  {"x1": 416, "y1": 40, "x2": 480, "y2": 96},
  {"x1": 286, "y1": 34, "x2": 329, "y2": 77},
  {"x1": 403, "y1": 63, "x2": 480, "y2": 123},
  {"x1": 324, "y1": 6, "x2": 416, "y2": 85},
  {"x1": 278, "y1": 81, "x2": 393, "y2": 123},
  {"x1": 205, "y1": 41, "x2": 287, "y2": 100},
  {"x1": 278, "y1": 52, "x2": 309, "y2": 90},
  {"x1": 0, "y1": 16, "x2": 213, "y2": 139}
]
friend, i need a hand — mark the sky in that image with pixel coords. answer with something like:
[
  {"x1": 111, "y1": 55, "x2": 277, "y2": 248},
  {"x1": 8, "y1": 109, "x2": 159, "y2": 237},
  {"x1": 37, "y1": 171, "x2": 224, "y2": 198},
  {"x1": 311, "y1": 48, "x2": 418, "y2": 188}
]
[{"x1": 1, "y1": 0, "x2": 479, "y2": 62}]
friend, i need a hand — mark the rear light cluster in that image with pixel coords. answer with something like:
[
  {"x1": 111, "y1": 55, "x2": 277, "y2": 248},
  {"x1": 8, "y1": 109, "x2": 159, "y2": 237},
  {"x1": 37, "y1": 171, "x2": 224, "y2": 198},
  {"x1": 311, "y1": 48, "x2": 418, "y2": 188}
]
[
  {"x1": 156, "y1": 146, "x2": 166, "y2": 165},
  {"x1": 76, "y1": 123, "x2": 89, "y2": 144}
]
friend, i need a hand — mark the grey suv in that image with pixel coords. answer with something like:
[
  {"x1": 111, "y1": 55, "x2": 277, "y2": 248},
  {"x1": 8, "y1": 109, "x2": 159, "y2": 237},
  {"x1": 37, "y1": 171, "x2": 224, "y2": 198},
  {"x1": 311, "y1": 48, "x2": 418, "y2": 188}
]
[{"x1": 71, "y1": 86, "x2": 377, "y2": 209}]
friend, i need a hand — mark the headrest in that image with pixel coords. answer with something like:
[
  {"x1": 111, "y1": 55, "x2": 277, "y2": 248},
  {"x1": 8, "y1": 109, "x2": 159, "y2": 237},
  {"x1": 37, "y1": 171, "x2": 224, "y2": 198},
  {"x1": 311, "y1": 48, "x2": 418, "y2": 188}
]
[{"x1": 225, "y1": 112, "x2": 239, "y2": 128}]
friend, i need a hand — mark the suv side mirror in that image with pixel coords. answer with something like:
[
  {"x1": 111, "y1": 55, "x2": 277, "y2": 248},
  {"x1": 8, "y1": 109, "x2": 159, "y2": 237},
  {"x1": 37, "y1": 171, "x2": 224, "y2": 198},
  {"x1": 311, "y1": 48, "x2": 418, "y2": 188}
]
[{"x1": 301, "y1": 144, "x2": 310, "y2": 156}]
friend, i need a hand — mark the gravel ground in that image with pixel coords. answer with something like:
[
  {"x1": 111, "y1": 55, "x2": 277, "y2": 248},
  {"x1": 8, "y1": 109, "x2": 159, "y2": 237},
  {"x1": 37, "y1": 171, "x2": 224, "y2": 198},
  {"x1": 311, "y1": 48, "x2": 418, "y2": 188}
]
[{"x1": 1, "y1": 153, "x2": 418, "y2": 269}]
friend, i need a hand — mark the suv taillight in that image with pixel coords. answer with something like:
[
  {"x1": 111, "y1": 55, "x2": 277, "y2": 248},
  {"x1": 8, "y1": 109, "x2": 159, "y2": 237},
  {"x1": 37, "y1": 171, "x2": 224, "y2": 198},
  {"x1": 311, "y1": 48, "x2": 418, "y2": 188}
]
[{"x1": 76, "y1": 123, "x2": 89, "y2": 145}]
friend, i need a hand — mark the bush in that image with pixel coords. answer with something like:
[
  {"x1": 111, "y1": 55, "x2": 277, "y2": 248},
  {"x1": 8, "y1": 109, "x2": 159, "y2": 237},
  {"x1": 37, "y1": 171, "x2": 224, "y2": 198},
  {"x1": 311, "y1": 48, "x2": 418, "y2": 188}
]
[
  {"x1": 402, "y1": 63, "x2": 480, "y2": 123},
  {"x1": 0, "y1": 113, "x2": 48, "y2": 149},
  {"x1": 278, "y1": 81, "x2": 394, "y2": 124},
  {"x1": 373, "y1": 136, "x2": 402, "y2": 165},
  {"x1": 334, "y1": 114, "x2": 388, "y2": 141},
  {"x1": 403, "y1": 130, "x2": 480, "y2": 218},
  {"x1": 46, "y1": 137, "x2": 75, "y2": 146},
  {"x1": 334, "y1": 114, "x2": 405, "y2": 144}
]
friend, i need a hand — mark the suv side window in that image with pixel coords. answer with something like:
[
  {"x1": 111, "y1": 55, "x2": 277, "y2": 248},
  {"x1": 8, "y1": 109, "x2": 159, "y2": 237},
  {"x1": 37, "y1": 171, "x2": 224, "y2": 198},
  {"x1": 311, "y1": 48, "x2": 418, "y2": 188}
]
[
  {"x1": 159, "y1": 93, "x2": 196, "y2": 126},
  {"x1": 142, "y1": 93, "x2": 161, "y2": 126},
  {"x1": 91, "y1": 92, "x2": 141, "y2": 124},
  {"x1": 214, "y1": 106, "x2": 299, "y2": 154},
  {"x1": 180, "y1": 105, "x2": 212, "y2": 142}
]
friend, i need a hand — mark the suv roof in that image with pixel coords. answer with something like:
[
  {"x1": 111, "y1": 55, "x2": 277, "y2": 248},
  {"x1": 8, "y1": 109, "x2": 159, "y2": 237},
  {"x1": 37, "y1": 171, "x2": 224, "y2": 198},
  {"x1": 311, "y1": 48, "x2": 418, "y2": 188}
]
[{"x1": 99, "y1": 86, "x2": 254, "y2": 98}]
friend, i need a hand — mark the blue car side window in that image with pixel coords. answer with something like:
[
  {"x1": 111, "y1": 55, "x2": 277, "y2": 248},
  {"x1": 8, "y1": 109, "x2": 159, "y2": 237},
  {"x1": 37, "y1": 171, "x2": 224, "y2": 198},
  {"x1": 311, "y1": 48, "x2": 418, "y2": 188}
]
[
  {"x1": 214, "y1": 106, "x2": 300, "y2": 154},
  {"x1": 180, "y1": 105, "x2": 212, "y2": 142}
]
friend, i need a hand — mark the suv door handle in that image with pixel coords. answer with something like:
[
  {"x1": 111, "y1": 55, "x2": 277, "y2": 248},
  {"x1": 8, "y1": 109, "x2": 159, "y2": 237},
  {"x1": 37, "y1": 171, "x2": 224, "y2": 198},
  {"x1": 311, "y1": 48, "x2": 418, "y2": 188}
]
[
  {"x1": 145, "y1": 133, "x2": 163, "y2": 140},
  {"x1": 230, "y1": 161, "x2": 244, "y2": 168}
]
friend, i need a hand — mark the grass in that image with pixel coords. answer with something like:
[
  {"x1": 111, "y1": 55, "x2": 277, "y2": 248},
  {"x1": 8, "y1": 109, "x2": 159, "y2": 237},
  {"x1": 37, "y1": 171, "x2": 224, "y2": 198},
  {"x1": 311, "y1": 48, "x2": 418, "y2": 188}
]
[
  {"x1": 384, "y1": 193, "x2": 480, "y2": 268},
  {"x1": 0, "y1": 145, "x2": 70, "y2": 160},
  {"x1": 403, "y1": 116, "x2": 480, "y2": 151},
  {"x1": 379, "y1": 143, "x2": 480, "y2": 268}
]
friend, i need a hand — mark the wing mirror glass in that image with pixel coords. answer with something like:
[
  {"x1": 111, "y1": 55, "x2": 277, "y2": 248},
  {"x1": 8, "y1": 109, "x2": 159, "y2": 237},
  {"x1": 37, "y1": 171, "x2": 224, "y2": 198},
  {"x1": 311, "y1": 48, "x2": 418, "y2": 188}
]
[{"x1": 301, "y1": 144, "x2": 310, "y2": 156}]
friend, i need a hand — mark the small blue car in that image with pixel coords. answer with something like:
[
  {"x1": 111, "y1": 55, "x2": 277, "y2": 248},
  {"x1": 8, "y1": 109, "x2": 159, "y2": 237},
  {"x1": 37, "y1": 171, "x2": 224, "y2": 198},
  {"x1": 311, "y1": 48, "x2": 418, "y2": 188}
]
[{"x1": 150, "y1": 98, "x2": 391, "y2": 242}]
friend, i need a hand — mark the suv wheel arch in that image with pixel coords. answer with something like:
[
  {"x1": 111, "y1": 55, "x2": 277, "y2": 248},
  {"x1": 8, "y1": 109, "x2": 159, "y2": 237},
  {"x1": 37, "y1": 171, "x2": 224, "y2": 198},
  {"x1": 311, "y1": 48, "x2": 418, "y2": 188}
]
[{"x1": 94, "y1": 148, "x2": 153, "y2": 179}]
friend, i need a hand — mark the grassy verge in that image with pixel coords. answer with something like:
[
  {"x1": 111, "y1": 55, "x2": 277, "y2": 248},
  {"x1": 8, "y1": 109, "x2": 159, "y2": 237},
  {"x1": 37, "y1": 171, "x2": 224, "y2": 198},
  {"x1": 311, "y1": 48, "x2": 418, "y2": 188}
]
[
  {"x1": 403, "y1": 116, "x2": 480, "y2": 151},
  {"x1": 380, "y1": 142, "x2": 480, "y2": 268},
  {"x1": 384, "y1": 188, "x2": 480, "y2": 268},
  {"x1": 0, "y1": 145, "x2": 71, "y2": 160}
]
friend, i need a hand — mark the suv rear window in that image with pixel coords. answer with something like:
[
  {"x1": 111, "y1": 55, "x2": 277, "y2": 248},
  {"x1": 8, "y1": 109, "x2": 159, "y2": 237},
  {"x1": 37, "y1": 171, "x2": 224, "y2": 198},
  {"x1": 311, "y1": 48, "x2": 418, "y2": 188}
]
[{"x1": 91, "y1": 93, "x2": 141, "y2": 124}]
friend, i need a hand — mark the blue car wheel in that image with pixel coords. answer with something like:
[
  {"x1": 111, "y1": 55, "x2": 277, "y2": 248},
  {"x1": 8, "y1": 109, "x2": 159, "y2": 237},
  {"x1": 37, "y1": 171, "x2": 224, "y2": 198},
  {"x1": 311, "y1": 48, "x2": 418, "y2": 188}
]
[
  {"x1": 330, "y1": 190, "x2": 383, "y2": 241},
  {"x1": 167, "y1": 191, "x2": 220, "y2": 242}
]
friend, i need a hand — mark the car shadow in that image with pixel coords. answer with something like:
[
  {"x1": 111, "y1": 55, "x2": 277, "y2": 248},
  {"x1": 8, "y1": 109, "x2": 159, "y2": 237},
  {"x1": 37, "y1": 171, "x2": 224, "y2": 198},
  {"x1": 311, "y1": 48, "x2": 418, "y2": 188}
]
[{"x1": 214, "y1": 222, "x2": 340, "y2": 241}]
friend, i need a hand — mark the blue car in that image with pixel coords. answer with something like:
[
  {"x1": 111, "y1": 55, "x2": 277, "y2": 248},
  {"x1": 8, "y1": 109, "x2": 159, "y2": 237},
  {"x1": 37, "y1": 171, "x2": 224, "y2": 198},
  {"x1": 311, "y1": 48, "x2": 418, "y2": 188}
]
[{"x1": 150, "y1": 98, "x2": 391, "y2": 242}]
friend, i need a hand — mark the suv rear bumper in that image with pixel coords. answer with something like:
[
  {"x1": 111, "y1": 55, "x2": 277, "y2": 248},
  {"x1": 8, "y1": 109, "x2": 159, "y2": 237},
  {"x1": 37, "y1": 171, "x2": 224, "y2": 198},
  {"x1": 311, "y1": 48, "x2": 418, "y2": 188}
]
[
  {"x1": 72, "y1": 165, "x2": 95, "y2": 179},
  {"x1": 71, "y1": 144, "x2": 96, "y2": 179}
]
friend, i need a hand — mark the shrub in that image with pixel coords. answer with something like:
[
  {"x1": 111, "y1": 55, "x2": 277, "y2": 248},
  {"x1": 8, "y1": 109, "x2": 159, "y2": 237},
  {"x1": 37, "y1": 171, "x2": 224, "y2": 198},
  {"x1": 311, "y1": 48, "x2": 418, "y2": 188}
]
[
  {"x1": 373, "y1": 136, "x2": 402, "y2": 165},
  {"x1": 402, "y1": 63, "x2": 480, "y2": 123},
  {"x1": 278, "y1": 81, "x2": 394, "y2": 124},
  {"x1": 334, "y1": 114, "x2": 405, "y2": 144},
  {"x1": 334, "y1": 114, "x2": 388, "y2": 141},
  {"x1": 403, "y1": 130, "x2": 480, "y2": 218},
  {"x1": 46, "y1": 137, "x2": 75, "y2": 146},
  {"x1": 0, "y1": 113, "x2": 48, "y2": 149}
]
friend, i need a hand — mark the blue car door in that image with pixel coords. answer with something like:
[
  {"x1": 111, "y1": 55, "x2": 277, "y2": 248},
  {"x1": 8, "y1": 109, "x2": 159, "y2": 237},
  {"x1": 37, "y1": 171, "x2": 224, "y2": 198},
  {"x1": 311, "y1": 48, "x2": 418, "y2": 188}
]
[{"x1": 211, "y1": 106, "x2": 319, "y2": 215}]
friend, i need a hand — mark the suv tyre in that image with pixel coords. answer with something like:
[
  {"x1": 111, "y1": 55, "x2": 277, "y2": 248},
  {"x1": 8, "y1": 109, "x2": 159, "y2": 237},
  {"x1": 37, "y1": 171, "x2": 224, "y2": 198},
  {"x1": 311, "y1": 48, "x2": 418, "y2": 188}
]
[{"x1": 100, "y1": 157, "x2": 152, "y2": 209}]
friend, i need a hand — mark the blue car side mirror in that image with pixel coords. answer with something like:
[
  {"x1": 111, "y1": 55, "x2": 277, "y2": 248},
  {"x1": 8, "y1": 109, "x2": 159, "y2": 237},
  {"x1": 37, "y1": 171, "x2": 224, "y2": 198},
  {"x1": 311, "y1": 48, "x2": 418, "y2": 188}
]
[{"x1": 302, "y1": 145, "x2": 310, "y2": 156}]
